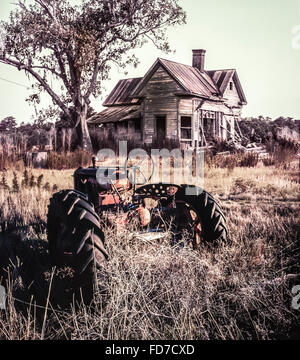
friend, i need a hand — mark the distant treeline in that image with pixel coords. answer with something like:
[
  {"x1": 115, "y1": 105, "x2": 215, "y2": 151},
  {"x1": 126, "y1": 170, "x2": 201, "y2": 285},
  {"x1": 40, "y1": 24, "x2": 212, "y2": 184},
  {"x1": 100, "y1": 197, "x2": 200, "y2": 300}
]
[
  {"x1": 0, "y1": 116, "x2": 75, "y2": 154},
  {"x1": 238, "y1": 116, "x2": 299, "y2": 144}
]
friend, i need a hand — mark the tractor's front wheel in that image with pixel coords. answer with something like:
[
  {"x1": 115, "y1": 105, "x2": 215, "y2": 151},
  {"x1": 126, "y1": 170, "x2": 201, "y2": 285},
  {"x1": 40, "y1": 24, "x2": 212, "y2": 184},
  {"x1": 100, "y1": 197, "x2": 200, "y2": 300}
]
[
  {"x1": 47, "y1": 190, "x2": 108, "y2": 302},
  {"x1": 136, "y1": 184, "x2": 228, "y2": 248}
]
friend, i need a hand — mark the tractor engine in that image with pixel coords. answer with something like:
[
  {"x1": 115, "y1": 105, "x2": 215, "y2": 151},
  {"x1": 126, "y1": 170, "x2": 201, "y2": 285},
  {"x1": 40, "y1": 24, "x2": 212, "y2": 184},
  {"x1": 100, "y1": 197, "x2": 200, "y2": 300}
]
[{"x1": 73, "y1": 166, "x2": 151, "y2": 229}]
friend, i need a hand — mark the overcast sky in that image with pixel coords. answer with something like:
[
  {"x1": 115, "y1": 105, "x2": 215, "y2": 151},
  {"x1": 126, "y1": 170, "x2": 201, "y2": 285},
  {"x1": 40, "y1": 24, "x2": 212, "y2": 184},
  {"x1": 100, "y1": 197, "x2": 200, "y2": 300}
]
[{"x1": 0, "y1": 0, "x2": 300, "y2": 123}]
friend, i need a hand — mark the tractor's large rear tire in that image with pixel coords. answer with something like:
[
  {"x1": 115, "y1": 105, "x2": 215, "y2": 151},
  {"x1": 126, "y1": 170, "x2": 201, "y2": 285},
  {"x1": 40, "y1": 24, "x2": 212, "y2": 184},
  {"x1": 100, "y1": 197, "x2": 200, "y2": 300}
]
[
  {"x1": 47, "y1": 190, "x2": 108, "y2": 303},
  {"x1": 174, "y1": 185, "x2": 228, "y2": 245}
]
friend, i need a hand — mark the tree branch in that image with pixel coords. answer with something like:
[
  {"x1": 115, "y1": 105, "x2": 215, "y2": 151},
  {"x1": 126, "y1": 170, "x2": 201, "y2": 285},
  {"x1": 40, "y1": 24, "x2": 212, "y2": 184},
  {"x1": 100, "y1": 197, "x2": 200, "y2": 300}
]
[
  {"x1": 31, "y1": 65, "x2": 62, "y2": 78},
  {"x1": 84, "y1": 59, "x2": 99, "y2": 100},
  {"x1": 53, "y1": 46, "x2": 73, "y2": 95},
  {"x1": 35, "y1": 0, "x2": 57, "y2": 23},
  {"x1": 0, "y1": 56, "x2": 71, "y2": 118}
]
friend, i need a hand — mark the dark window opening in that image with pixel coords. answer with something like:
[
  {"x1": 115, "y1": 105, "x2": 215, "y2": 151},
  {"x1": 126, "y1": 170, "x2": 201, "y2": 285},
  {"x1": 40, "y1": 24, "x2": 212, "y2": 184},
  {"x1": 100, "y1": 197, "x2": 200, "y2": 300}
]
[
  {"x1": 118, "y1": 121, "x2": 128, "y2": 131},
  {"x1": 134, "y1": 118, "x2": 141, "y2": 132},
  {"x1": 229, "y1": 81, "x2": 233, "y2": 90},
  {"x1": 180, "y1": 116, "x2": 192, "y2": 140},
  {"x1": 156, "y1": 115, "x2": 166, "y2": 143}
]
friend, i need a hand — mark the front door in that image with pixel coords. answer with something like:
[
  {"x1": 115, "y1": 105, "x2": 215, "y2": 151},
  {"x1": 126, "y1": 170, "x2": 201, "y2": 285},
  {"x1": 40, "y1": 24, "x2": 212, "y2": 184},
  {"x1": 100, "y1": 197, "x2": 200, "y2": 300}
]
[{"x1": 156, "y1": 116, "x2": 166, "y2": 144}]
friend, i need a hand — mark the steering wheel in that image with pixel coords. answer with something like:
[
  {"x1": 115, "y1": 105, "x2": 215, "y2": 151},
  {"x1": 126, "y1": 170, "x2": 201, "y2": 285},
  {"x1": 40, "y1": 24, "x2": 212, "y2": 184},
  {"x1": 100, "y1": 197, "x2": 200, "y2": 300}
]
[
  {"x1": 96, "y1": 167, "x2": 127, "y2": 186},
  {"x1": 124, "y1": 151, "x2": 154, "y2": 185}
]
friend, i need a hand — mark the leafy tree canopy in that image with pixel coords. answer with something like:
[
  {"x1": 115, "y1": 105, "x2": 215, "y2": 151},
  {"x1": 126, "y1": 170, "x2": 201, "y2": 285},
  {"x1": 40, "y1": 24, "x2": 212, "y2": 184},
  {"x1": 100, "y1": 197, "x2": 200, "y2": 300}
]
[
  {"x1": 239, "y1": 116, "x2": 299, "y2": 143},
  {"x1": 0, "y1": 116, "x2": 17, "y2": 132}
]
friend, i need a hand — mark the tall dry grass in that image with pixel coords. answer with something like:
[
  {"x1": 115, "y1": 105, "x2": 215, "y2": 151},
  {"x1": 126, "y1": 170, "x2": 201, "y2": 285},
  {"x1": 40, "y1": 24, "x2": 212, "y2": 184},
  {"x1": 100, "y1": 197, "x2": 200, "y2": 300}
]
[{"x1": 0, "y1": 160, "x2": 299, "y2": 340}]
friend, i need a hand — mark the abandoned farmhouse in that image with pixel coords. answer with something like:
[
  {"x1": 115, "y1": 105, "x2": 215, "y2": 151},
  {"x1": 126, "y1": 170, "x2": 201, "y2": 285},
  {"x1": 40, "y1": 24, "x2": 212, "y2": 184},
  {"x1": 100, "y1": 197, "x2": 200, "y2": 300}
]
[{"x1": 88, "y1": 49, "x2": 247, "y2": 148}]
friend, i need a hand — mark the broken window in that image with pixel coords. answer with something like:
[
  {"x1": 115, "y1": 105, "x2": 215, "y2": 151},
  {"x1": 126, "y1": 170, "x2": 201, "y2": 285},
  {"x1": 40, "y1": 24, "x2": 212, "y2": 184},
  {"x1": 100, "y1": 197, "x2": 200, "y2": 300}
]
[
  {"x1": 202, "y1": 111, "x2": 216, "y2": 137},
  {"x1": 180, "y1": 116, "x2": 192, "y2": 140}
]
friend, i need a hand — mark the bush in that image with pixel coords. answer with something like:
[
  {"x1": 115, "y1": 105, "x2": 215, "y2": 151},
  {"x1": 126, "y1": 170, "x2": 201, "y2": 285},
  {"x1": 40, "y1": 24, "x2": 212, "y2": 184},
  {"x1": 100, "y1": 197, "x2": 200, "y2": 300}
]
[
  {"x1": 46, "y1": 150, "x2": 92, "y2": 170},
  {"x1": 262, "y1": 157, "x2": 275, "y2": 167},
  {"x1": 239, "y1": 153, "x2": 259, "y2": 167},
  {"x1": 266, "y1": 139, "x2": 299, "y2": 168},
  {"x1": 90, "y1": 129, "x2": 118, "y2": 152},
  {"x1": 0, "y1": 153, "x2": 24, "y2": 171},
  {"x1": 212, "y1": 154, "x2": 239, "y2": 170},
  {"x1": 90, "y1": 129, "x2": 143, "y2": 153}
]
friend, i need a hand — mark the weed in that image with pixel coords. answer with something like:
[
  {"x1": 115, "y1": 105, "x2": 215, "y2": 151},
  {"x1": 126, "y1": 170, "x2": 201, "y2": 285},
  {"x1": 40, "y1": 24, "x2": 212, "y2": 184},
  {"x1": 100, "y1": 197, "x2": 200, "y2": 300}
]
[{"x1": 12, "y1": 172, "x2": 20, "y2": 193}]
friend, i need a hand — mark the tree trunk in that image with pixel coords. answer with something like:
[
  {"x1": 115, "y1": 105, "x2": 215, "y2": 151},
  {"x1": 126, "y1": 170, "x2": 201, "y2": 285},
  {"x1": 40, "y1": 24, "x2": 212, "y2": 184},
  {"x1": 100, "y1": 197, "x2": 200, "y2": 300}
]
[
  {"x1": 61, "y1": 128, "x2": 66, "y2": 153},
  {"x1": 74, "y1": 108, "x2": 93, "y2": 152},
  {"x1": 67, "y1": 128, "x2": 72, "y2": 152},
  {"x1": 73, "y1": 98, "x2": 93, "y2": 152}
]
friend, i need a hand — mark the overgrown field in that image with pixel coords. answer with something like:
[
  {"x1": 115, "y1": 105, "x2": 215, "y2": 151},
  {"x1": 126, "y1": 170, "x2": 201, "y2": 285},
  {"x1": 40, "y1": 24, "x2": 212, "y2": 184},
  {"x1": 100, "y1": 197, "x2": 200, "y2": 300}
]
[{"x1": 0, "y1": 159, "x2": 299, "y2": 340}]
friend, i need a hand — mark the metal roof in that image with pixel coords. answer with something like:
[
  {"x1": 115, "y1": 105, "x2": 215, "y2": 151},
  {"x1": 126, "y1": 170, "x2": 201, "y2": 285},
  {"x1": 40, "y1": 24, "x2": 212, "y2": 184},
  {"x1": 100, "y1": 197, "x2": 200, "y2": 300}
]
[
  {"x1": 160, "y1": 58, "x2": 220, "y2": 96},
  {"x1": 101, "y1": 59, "x2": 247, "y2": 108},
  {"x1": 132, "y1": 58, "x2": 219, "y2": 98},
  {"x1": 103, "y1": 78, "x2": 142, "y2": 106},
  {"x1": 207, "y1": 70, "x2": 235, "y2": 95},
  {"x1": 88, "y1": 105, "x2": 141, "y2": 124},
  {"x1": 92, "y1": 56, "x2": 247, "y2": 124},
  {"x1": 208, "y1": 69, "x2": 247, "y2": 103}
]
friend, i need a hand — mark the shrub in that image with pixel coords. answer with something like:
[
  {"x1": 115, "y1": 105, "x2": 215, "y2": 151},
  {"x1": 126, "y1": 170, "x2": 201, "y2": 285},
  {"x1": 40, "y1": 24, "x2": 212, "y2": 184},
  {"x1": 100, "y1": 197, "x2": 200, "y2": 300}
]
[
  {"x1": 211, "y1": 154, "x2": 239, "y2": 170},
  {"x1": 90, "y1": 128, "x2": 118, "y2": 152},
  {"x1": 29, "y1": 175, "x2": 36, "y2": 187},
  {"x1": 210, "y1": 152, "x2": 259, "y2": 171},
  {"x1": 12, "y1": 172, "x2": 20, "y2": 192},
  {"x1": 273, "y1": 140, "x2": 299, "y2": 167},
  {"x1": 262, "y1": 157, "x2": 275, "y2": 167},
  {"x1": 43, "y1": 182, "x2": 50, "y2": 191},
  {"x1": 46, "y1": 150, "x2": 92, "y2": 170},
  {"x1": 239, "y1": 153, "x2": 259, "y2": 167},
  {"x1": 37, "y1": 174, "x2": 44, "y2": 188},
  {"x1": 22, "y1": 169, "x2": 29, "y2": 187},
  {"x1": 234, "y1": 178, "x2": 256, "y2": 193},
  {"x1": 0, "y1": 173, "x2": 9, "y2": 190}
]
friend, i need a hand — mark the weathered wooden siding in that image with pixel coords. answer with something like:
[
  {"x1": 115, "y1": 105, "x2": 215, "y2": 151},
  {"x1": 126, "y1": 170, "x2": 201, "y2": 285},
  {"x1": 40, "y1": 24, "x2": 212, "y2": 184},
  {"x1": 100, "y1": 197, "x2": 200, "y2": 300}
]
[
  {"x1": 179, "y1": 98, "x2": 193, "y2": 114},
  {"x1": 139, "y1": 66, "x2": 182, "y2": 143},
  {"x1": 223, "y1": 80, "x2": 241, "y2": 107},
  {"x1": 91, "y1": 120, "x2": 142, "y2": 142}
]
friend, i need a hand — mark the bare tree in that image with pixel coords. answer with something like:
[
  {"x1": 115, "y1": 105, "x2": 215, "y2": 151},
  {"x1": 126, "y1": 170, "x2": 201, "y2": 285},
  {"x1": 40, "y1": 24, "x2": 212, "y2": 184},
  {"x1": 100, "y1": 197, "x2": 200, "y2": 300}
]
[{"x1": 0, "y1": 0, "x2": 185, "y2": 151}]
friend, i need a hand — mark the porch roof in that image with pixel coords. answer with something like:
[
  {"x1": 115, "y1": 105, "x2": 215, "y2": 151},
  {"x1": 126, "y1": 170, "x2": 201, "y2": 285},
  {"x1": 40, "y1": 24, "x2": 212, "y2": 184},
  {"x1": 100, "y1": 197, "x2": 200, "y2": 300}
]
[{"x1": 87, "y1": 105, "x2": 141, "y2": 125}]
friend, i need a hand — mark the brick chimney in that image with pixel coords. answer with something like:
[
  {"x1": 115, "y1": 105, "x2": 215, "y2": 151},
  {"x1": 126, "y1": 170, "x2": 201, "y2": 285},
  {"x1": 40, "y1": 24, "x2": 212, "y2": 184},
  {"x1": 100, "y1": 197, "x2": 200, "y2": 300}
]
[{"x1": 192, "y1": 49, "x2": 206, "y2": 73}]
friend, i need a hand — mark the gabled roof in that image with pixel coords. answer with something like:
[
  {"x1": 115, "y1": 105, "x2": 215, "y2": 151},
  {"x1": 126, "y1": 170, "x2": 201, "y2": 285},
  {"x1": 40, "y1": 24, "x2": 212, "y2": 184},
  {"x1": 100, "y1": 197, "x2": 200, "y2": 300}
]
[
  {"x1": 101, "y1": 58, "x2": 247, "y2": 107},
  {"x1": 208, "y1": 69, "x2": 247, "y2": 104},
  {"x1": 132, "y1": 58, "x2": 219, "y2": 98},
  {"x1": 103, "y1": 78, "x2": 142, "y2": 106}
]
